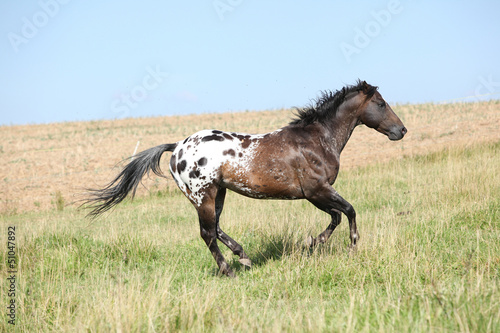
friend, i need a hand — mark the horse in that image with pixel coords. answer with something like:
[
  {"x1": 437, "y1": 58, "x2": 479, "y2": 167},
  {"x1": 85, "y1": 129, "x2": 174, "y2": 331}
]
[{"x1": 84, "y1": 80, "x2": 407, "y2": 277}]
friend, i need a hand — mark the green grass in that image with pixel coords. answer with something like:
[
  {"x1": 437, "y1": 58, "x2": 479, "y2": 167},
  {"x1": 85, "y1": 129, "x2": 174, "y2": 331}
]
[{"x1": 1, "y1": 141, "x2": 499, "y2": 332}]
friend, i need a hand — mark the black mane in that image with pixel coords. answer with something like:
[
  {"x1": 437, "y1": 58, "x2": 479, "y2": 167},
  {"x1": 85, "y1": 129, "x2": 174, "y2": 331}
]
[{"x1": 290, "y1": 80, "x2": 378, "y2": 126}]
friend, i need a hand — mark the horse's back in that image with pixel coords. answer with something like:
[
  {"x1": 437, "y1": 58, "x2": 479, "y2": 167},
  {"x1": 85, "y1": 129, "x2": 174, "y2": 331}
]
[{"x1": 169, "y1": 128, "x2": 304, "y2": 205}]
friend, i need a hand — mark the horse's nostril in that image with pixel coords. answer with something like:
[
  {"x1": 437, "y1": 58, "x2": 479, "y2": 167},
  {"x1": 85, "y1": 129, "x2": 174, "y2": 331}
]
[{"x1": 401, "y1": 127, "x2": 407, "y2": 135}]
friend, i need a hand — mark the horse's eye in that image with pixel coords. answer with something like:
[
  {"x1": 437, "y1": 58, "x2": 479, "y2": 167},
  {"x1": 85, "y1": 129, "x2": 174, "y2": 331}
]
[{"x1": 378, "y1": 101, "x2": 386, "y2": 108}]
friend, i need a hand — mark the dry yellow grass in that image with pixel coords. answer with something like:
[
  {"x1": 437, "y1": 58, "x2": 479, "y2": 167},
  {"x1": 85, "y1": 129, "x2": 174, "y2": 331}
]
[{"x1": 1, "y1": 101, "x2": 499, "y2": 213}]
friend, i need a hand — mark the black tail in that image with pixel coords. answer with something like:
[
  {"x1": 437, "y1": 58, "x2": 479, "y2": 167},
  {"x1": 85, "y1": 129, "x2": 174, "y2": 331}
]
[{"x1": 83, "y1": 143, "x2": 177, "y2": 217}]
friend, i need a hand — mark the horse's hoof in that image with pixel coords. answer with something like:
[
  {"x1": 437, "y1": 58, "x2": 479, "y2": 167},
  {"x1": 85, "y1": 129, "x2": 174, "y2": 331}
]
[
  {"x1": 306, "y1": 236, "x2": 315, "y2": 248},
  {"x1": 239, "y1": 258, "x2": 252, "y2": 268},
  {"x1": 219, "y1": 262, "x2": 236, "y2": 277},
  {"x1": 222, "y1": 268, "x2": 236, "y2": 278}
]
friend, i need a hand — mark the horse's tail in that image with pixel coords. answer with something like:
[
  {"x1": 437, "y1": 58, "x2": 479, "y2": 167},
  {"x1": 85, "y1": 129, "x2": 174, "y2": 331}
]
[{"x1": 84, "y1": 143, "x2": 177, "y2": 217}]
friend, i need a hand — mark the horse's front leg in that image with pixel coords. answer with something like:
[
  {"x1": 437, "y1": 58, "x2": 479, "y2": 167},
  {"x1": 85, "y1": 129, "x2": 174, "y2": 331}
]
[
  {"x1": 306, "y1": 185, "x2": 359, "y2": 248},
  {"x1": 307, "y1": 211, "x2": 341, "y2": 247}
]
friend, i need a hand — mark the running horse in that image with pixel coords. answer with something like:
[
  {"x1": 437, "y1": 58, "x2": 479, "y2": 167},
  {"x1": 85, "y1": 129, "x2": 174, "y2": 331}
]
[{"x1": 84, "y1": 80, "x2": 407, "y2": 277}]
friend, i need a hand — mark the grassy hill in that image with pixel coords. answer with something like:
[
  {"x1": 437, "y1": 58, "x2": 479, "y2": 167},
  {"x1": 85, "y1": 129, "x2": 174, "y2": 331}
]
[
  {"x1": 0, "y1": 101, "x2": 499, "y2": 331},
  {"x1": 1, "y1": 101, "x2": 499, "y2": 213}
]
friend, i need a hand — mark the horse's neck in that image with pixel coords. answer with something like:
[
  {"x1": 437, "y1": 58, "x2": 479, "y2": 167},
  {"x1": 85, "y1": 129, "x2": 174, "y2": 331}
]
[{"x1": 325, "y1": 105, "x2": 360, "y2": 154}]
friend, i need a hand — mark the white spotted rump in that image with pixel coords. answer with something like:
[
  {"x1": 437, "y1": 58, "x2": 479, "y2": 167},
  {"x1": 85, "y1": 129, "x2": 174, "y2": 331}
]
[{"x1": 169, "y1": 129, "x2": 281, "y2": 206}]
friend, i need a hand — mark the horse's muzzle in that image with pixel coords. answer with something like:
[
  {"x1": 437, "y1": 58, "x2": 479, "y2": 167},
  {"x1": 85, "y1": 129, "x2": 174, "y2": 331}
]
[{"x1": 388, "y1": 126, "x2": 407, "y2": 141}]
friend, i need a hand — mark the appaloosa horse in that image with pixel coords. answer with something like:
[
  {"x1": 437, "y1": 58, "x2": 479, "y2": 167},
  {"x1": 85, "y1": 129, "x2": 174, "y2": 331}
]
[{"x1": 85, "y1": 80, "x2": 407, "y2": 277}]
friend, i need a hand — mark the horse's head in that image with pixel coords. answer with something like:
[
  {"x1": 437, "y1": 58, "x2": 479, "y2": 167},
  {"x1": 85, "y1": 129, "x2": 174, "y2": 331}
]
[{"x1": 356, "y1": 81, "x2": 407, "y2": 141}]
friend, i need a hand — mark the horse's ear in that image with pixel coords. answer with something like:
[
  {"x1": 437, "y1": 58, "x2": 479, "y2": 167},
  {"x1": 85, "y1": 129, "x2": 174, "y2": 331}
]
[{"x1": 361, "y1": 80, "x2": 370, "y2": 93}]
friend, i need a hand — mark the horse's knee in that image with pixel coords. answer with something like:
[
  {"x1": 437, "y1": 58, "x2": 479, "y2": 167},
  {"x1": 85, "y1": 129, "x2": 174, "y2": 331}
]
[{"x1": 345, "y1": 204, "x2": 356, "y2": 220}]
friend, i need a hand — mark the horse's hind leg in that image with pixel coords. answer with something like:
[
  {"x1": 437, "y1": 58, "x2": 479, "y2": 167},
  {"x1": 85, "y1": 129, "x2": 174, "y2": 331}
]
[
  {"x1": 197, "y1": 190, "x2": 234, "y2": 277},
  {"x1": 215, "y1": 188, "x2": 252, "y2": 267},
  {"x1": 307, "y1": 211, "x2": 341, "y2": 247}
]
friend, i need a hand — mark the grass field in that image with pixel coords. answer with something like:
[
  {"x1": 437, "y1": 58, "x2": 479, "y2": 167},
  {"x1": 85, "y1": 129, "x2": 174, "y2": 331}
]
[
  {"x1": 1, "y1": 140, "x2": 499, "y2": 331},
  {"x1": 1, "y1": 101, "x2": 499, "y2": 331}
]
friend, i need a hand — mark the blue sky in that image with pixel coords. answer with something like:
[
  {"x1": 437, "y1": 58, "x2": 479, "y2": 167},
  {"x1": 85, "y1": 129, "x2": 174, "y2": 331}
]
[{"x1": 1, "y1": 0, "x2": 499, "y2": 125}]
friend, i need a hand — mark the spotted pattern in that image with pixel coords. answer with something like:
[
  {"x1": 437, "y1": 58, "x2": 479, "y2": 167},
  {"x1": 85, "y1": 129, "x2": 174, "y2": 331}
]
[
  {"x1": 198, "y1": 157, "x2": 207, "y2": 166},
  {"x1": 169, "y1": 129, "x2": 281, "y2": 206}
]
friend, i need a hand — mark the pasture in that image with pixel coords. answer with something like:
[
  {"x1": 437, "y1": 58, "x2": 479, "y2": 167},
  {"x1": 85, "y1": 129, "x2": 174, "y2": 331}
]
[{"x1": 1, "y1": 101, "x2": 499, "y2": 331}]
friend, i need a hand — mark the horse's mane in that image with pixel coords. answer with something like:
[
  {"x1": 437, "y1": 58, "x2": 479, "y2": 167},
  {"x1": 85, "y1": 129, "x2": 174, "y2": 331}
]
[{"x1": 290, "y1": 80, "x2": 378, "y2": 126}]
